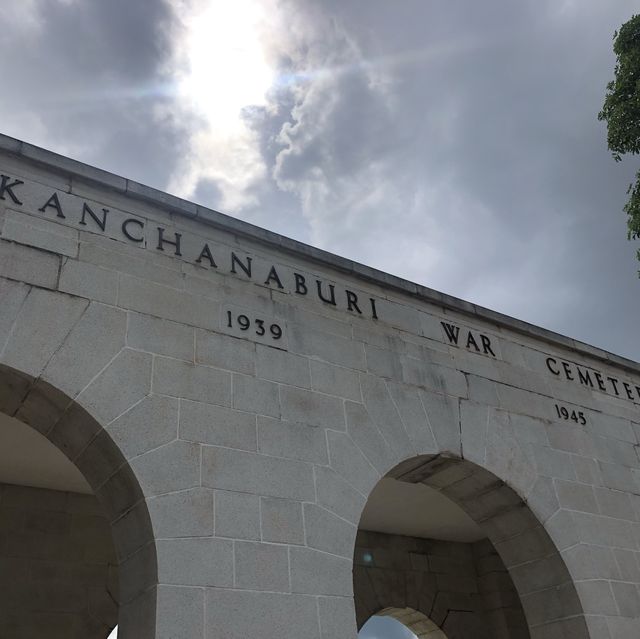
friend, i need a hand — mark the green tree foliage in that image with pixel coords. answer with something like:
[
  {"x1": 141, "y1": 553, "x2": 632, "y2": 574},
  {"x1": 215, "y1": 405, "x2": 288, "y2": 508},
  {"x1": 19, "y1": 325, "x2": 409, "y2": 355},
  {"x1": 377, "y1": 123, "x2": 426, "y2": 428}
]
[{"x1": 598, "y1": 14, "x2": 640, "y2": 254}]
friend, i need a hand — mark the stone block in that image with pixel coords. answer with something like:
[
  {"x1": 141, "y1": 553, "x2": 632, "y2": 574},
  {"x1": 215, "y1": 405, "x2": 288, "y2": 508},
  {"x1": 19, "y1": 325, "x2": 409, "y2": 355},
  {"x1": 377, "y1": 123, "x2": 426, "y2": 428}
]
[
  {"x1": 386, "y1": 382, "x2": 438, "y2": 453},
  {"x1": 110, "y1": 499, "x2": 154, "y2": 560},
  {"x1": 345, "y1": 401, "x2": 396, "y2": 473},
  {"x1": 42, "y1": 302, "x2": 127, "y2": 398},
  {"x1": 153, "y1": 357, "x2": 231, "y2": 407},
  {"x1": 107, "y1": 394, "x2": 178, "y2": 460},
  {"x1": 180, "y1": 399, "x2": 256, "y2": 451},
  {"x1": 257, "y1": 416, "x2": 329, "y2": 463},
  {"x1": 2, "y1": 209, "x2": 78, "y2": 257},
  {"x1": 58, "y1": 259, "x2": 118, "y2": 304},
  {"x1": 310, "y1": 360, "x2": 362, "y2": 401},
  {"x1": 234, "y1": 540, "x2": 290, "y2": 591},
  {"x1": 529, "y1": 444, "x2": 577, "y2": 481},
  {"x1": 571, "y1": 511, "x2": 636, "y2": 549},
  {"x1": 202, "y1": 447, "x2": 315, "y2": 501},
  {"x1": 0, "y1": 279, "x2": 29, "y2": 352},
  {"x1": 315, "y1": 465, "x2": 366, "y2": 525},
  {"x1": 563, "y1": 543, "x2": 621, "y2": 581},
  {"x1": 610, "y1": 580, "x2": 640, "y2": 617},
  {"x1": 360, "y1": 374, "x2": 415, "y2": 458},
  {"x1": 148, "y1": 488, "x2": 213, "y2": 538},
  {"x1": 156, "y1": 537, "x2": 233, "y2": 587},
  {"x1": 290, "y1": 546, "x2": 353, "y2": 596},
  {"x1": 214, "y1": 490, "x2": 260, "y2": 540},
  {"x1": 80, "y1": 237, "x2": 184, "y2": 288},
  {"x1": 595, "y1": 487, "x2": 635, "y2": 520},
  {"x1": 256, "y1": 344, "x2": 311, "y2": 387},
  {"x1": 127, "y1": 311, "x2": 194, "y2": 360},
  {"x1": 280, "y1": 385, "x2": 346, "y2": 430},
  {"x1": 422, "y1": 390, "x2": 462, "y2": 456},
  {"x1": 77, "y1": 348, "x2": 152, "y2": 424},
  {"x1": 555, "y1": 480, "x2": 598, "y2": 513},
  {"x1": 574, "y1": 580, "x2": 619, "y2": 615},
  {"x1": 196, "y1": 328, "x2": 255, "y2": 374},
  {"x1": 326, "y1": 430, "x2": 379, "y2": 497},
  {"x1": 261, "y1": 497, "x2": 304, "y2": 544},
  {"x1": 599, "y1": 462, "x2": 637, "y2": 493},
  {"x1": 364, "y1": 344, "x2": 403, "y2": 379},
  {"x1": 117, "y1": 273, "x2": 220, "y2": 331},
  {"x1": 0, "y1": 236, "x2": 60, "y2": 290},
  {"x1": 318, "y1": 596, "x2": 358, "y2": 639},
  {"x1": 232, "y1": 373, "x2": 280, "y2": 417},
  {"x1": 205, "y1": 590, "x2": 321, "y2": 639},
  {"x1": 304, "y1": 503, "x2": 357, "y2": 558},
  {"x1": 156, "y1": 585, "x2": 204, "y2": 639},
  {"x1": 1, "y1": 287, "x2": 87, "y2": 378},
  {"x1": 130, "y1": 440, "x2": 201, "y2": 497}
]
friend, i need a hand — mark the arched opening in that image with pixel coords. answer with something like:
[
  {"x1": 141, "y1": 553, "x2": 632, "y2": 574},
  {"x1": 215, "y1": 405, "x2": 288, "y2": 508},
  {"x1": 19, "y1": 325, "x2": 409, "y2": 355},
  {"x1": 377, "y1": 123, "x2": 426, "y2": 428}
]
[
  {"x1": 354, "y1": 454, "x2": 588, "y2": 639},
  {"x1": 360, "y1": 607, "x2": 447, "y2": 638},
  {"x1": 0, "y1": 364, "x2": 157, "y2": 638}
]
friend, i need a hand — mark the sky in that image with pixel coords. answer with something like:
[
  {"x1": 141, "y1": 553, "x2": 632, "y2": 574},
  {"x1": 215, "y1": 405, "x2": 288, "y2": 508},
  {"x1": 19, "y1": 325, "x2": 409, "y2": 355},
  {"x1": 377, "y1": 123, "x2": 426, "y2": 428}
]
[{"x1": 1, "y1": 0, "x2": 639, "y2": 368}]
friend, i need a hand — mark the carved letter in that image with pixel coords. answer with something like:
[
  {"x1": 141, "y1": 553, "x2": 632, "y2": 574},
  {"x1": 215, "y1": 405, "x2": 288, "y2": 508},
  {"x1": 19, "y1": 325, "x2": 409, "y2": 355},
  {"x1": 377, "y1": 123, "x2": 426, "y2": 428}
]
[
  {"x1": 593, "y1": 372, "x2": 606, "y2": 391},
  {"x1": 230, "y1": 252, "x2": 252, "y2": 278},
  {"x1": 441, "y1": 322, "x2": 460, "y2": 345},
  {"x1": 370, "y1": 298, "x2": 378, "y2": 320},
  {"x1": 607, "y1": 377, "x2": 620, "y2": 396},
  {"x1": 623, "y1": 382, "x2": 635, "y2": 400},
  {"x1": 346, "y1": 290, "x2": 362, "y2": 314},
  {"x1": 466, "y1": 332, "x2": 480, "y2": 351},
  {"x1": 122, "y1": 218, "x2": 144, "y2": 243},
  {"x1": 316, "y1": 280, "x2": 336, "y2": 305},
  {"x1": 294, "y1": 273, "x2": 308, "y2": 295},
  {"x1": 577, "y1": 368, "x2": 594, "y2": 388},
  {"x1": 0, "y1": 175, "x2": 23, "y2": 205},
  {"x1": 561, "y1": 362, "x2": 574, "y2": 381},
  {"x1": 79, "y1": 202, "x2": 108, "y2": 231},
  {"x1": 196, "y1": 243, "x2": 217, "y2": 267},
  {"x1": 157, "y1": 227, "x2": 182, "y2": 256},
  {"x1": 264, "y1": 265, "x2": 284, "y2": 289},
  {"x1": 546, "y1": 357, "x2": 560, "y2": 376},
  {"x1": 38, "y1": 192, "x2": 65, "y2": 218},
  {"x1": 480, "y1": 334, "x2": 495, "y2": 357}
]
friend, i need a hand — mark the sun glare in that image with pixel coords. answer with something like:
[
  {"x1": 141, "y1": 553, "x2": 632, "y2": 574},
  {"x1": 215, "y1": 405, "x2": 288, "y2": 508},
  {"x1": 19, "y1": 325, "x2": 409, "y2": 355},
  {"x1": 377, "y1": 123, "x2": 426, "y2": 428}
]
[{"x1": 178, "y1": 0, "x2": 274, "y2": 130}]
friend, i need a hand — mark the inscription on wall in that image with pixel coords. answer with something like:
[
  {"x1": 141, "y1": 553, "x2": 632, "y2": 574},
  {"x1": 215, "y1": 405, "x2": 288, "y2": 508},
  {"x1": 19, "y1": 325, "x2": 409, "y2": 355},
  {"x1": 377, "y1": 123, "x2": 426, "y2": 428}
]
[
  {"x1": 546, "y1": 356, "x2": 640, "y2": 405},
  {"x1": 440, "y1": 322, "x2": 497, "y2": 357},
  {"x1": 0, "y1": 174, "x2": 380, "y2": 320}
]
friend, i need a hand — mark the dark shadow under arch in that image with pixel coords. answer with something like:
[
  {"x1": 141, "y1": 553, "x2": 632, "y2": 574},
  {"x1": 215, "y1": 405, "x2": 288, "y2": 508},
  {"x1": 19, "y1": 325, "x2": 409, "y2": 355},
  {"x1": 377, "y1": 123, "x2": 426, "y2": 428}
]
[
  {"x1": 0, "y1": 363, "x2": 158, "y2": 639},
  {"x1": 354, "y1": 453, "x2": 588, "y2": 639}
]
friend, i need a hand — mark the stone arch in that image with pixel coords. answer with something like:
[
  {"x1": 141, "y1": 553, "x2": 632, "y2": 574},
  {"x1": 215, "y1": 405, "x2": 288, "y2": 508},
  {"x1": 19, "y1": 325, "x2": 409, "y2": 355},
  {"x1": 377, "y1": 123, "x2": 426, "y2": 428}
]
[
  {"x1": 0, "y1": 362, "x2": 158, "y2": 638},
  {"x1": 374, "y1": 607, "x2": 448, "y2": 638},
  {"x1": 354, "y1": 453, "x2": 588, "y2": 639}
]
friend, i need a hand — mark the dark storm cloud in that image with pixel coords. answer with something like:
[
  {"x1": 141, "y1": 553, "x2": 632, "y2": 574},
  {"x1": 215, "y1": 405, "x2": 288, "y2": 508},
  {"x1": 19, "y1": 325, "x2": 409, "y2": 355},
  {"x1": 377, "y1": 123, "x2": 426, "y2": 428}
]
[{"x1": 0, "y1": 0, "x2": 189, "y2": 187}]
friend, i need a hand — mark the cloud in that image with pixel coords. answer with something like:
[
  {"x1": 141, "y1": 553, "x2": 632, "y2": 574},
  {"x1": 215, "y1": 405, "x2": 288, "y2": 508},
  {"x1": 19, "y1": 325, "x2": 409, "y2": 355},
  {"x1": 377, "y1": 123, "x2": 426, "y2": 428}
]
[
  {"x1": 240, "y1": 0, "x2": 640, "y2": 358},
  {"x1": 3, "y1": 0, "x2": 640, "y2": 359},
  {"x1": 0, "y1": 0, "x2": 188, "y2": 187}
]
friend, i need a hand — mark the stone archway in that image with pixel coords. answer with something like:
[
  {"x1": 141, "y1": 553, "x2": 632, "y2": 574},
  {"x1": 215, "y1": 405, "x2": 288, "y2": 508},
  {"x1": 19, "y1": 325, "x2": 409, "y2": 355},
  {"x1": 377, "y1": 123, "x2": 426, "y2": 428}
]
[
  {"x1": 354, "y1": 453, "x2": 588, "y2": 639},
  {"x1": 0, "y1": 363, "x2": 157, "y2": 639}
]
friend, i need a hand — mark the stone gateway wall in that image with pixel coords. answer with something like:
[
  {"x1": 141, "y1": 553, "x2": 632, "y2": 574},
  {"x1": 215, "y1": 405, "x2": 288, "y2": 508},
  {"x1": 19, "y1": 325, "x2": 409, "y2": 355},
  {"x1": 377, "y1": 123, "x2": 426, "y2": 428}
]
[{"x1": 0, "y1": 135, "x2": 639, "y2": 638}]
